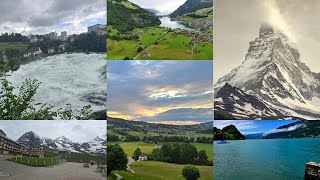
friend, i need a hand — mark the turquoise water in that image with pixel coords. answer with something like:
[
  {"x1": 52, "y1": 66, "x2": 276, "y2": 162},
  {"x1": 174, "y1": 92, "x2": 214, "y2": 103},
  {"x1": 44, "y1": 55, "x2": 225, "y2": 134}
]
[
  {"x1": 159, "y1": 17, "x2": 198, "y2": 32},
  {"x1": 214, "y1": 138, "x2": 320, "y2": 180}
]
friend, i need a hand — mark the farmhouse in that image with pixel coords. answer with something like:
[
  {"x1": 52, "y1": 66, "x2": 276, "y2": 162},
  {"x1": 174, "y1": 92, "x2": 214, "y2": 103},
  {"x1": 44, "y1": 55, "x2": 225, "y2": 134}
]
[
  {"x1": 0, "y1": 129, "x2": 25, "y2": 156},
  {"x1": 138, "y1": 154, "x2": 148, "y2": 161}
]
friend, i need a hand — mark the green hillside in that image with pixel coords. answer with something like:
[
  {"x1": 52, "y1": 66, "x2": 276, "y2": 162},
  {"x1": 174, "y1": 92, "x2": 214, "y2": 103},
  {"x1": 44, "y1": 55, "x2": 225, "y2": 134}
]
[
  {"x1": 107, "y1": 0, "x2": 161, "y2": 33},
  {"x1": 170, "y1": 0, "x2": 213, "y2": 18},
  {"x1": 214, "y1": 125, "x2": 245, "y2": 140}
]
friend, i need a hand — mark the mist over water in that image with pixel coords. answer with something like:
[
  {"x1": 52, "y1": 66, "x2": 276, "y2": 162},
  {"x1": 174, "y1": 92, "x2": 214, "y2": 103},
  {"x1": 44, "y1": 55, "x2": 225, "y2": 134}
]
[{"x1": 6, "y1": 53, "x2": 107, "y2": 114}]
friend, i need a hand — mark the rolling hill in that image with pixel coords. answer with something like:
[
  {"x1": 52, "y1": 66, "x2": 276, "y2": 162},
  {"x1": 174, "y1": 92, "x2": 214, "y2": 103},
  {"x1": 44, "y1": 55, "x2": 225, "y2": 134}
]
[
  {"x1": 107, "y1": 0, "x2": 161, "y2": 33},
  {"x1": 170, "y1": 0, "x2": 213, "y2": 18}
]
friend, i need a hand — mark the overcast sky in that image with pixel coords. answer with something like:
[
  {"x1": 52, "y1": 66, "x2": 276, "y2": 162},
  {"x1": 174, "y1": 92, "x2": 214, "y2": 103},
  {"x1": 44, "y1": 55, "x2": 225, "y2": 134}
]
[
  {"x1": 107, "y1": 60, "x2": 213, "y2": 125},
  {"x1": 214, "y1": 120, "x2": 297, "y2": 135},
  {"x1": 0, "y1": 0, "x2": 105, "y2": 35},
  {"x1": 215, "y1": 0, "x2": 320, "y2": 80},
  {"x1": 130, "y1": 0, "x2": 186, "y2": 15},
  {"x1": 0, "y1": 121, "x2": 106, "y2": 143}
]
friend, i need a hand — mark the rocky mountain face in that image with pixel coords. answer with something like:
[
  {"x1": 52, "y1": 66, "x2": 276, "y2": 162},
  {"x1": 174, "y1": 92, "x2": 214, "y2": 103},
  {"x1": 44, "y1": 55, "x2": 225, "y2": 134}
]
[
  {"x1": 215, "y1": 24, "x2": 320, "y2": 119},
  {"x1": 17, "y1": 131, "x2": 106, "y2": 155},
  {"x1": 170, "y1": 0, "x2": 213, "y2": 18}
]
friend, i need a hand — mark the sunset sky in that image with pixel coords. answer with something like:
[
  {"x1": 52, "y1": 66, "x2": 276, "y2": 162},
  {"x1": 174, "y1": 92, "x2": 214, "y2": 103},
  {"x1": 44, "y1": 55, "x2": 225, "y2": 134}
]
[{"x1": 107, "y1": 60, "x2": 213, "y2": 125}]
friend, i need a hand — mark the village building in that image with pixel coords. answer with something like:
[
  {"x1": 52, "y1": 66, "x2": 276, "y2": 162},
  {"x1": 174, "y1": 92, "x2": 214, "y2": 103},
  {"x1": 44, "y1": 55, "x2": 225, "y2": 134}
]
[
  {"x1": 24, "y1": 47, "x2": 43, "y2": 57},
  {"x1": 60, "y1": 31, "x2": 67, "y2": 41},
  {"x1": 30, "y1": 147, "x2": 44, "y2": 158},
  {"x1": 88, "y1": 24, "x2": 106, "y2": 36},
  {"x1": 48, "y1": 48, "x2": 55, "y2": 54},
  {"x1": 0, "y1": 129, "x2": 25, "y2": 156},
  {"x1": 49, "y1": 32, "x2": 58, "y2": 39},
  {"x1": 59, "y1": 44, "x2": 66, "y2": 52},
  {"x1": 138, "y1": 154, "x2": 148, "y2": 161}
]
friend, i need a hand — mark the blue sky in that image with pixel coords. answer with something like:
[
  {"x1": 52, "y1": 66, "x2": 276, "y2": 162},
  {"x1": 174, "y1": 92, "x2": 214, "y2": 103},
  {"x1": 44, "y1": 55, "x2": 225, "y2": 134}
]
[
  {"x1": 107, "y1": 60, "x2": 213, "y2": 125},
  {"x1": 214, "y1": 120, "x2": 298, "y2": 134}
]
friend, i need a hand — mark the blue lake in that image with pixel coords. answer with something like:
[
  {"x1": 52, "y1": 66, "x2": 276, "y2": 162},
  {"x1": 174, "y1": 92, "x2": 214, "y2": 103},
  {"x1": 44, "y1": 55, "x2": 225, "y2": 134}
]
[
  {"x1": 159, "y1": 17, "x2": 198, "y2": 32},
  {"x1": 214, "y1": 138, "x2": 320, "y2": 180}
]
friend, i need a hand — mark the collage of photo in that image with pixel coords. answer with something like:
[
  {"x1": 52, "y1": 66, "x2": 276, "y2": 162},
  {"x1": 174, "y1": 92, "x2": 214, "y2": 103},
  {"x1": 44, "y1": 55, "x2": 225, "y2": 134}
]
[{"x1": 1, "y1": 0, "x2": 320, "y2": 180}]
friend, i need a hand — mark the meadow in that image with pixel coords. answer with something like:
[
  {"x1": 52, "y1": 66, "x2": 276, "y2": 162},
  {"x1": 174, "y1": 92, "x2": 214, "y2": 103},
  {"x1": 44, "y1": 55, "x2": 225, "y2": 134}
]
[
  {"x1": 114, "y1": 161, "x2": 213, "y2": 180},
  {"x1": 0, "y1": 42, "x2": 28, "y2": 51}
]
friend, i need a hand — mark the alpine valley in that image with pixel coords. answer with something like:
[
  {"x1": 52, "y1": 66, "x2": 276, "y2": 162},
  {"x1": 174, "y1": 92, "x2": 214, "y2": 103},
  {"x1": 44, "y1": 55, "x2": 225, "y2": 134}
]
[
  {"x1": 107, "y1": 0, "x2": 213, "y2": 60},
  {"x1": 215, "y1": 24, "x2": 320, "y2": 120}
]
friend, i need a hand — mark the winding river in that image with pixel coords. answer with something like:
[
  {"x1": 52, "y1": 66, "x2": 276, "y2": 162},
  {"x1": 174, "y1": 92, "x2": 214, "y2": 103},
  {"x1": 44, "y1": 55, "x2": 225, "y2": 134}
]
[{"x1": 6, "y1": 53, "x2": 107, "y2": 115}]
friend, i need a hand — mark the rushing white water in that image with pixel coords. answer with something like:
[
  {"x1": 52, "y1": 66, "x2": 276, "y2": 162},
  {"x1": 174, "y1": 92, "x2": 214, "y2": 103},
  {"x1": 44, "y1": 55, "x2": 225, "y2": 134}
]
[{"x1": 6, "y1": 53, "x2": 107, "y2": 115}]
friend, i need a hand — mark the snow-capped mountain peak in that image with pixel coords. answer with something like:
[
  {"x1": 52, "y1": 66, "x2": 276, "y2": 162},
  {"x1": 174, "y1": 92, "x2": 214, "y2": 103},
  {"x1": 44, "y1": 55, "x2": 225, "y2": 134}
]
[{"x1": 215, "y1": 23, "x2": 320, "y2": 119}]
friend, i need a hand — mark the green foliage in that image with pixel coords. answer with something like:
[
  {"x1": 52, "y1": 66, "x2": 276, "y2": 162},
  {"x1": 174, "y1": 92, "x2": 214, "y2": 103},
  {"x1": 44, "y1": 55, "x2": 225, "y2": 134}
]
[
  {"x1": 182, "y1": 165, "x2": 200, "y2": 180},
  {"x1": 213, "y1": 125, "x2": 245, "y2": 140},
  {"x1": 150, "y1": 142, "x2": 210, "y2": 165},
  {"x1": 133, "y1": 148, "x2": 142, "y2": 161},
  {"x1": 0, "y1": 77, "x2": 94, "y2": 120},
  {"x1": 59, "y1": 152, "x2": 106, "y2": 164},
  {"x1": 107, "y1": 0, "x2": 161, "y2": 33},
  {"x1": 107, "y1": 144, "x2": 128, "y2": 176}
]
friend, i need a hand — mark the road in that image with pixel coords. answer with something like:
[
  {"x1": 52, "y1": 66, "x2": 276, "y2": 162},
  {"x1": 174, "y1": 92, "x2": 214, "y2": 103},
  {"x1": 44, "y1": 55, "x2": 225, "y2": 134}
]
[{"x1": 0, "y1": 157, "x2": 106, "y2": 180}]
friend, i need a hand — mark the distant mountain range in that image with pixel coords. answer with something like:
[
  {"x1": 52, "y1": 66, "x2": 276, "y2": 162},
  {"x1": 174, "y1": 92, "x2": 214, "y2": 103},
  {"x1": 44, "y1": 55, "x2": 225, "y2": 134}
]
[
  {"x1": 144, "y1": 8, "x2": 161, "y2": 15},
  {"x1": 107, "y1": 0, "x2": 161, "y2": 32},
  {"x1": 170, "y1": 0, "x2": 213, "y2": 18},
  {"x1": 214, "y1": 23, "x2": 320, "y2": 120},
  {"x1": 214, "y1": 125, "x2": 245, "y2": 140},
  {"x1": 17, "y1": 131, "x2": 106, "y2": 155},
  {"x1": 244, "y1": 121, "x2": 320, "y2": 139}
]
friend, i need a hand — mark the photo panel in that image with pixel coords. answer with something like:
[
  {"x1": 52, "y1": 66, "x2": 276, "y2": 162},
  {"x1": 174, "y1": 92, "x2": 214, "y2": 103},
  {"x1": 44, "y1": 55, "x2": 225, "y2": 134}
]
[
  {"x1": 107, "y1": 0, "x2": 213, "y2": 60},
  {"x1": 0, "y1": 120, "x2": 107, "y2": 179},
  {"x1": 0, "y1": 0, "x2": 107, "y2": 120},
  {"x1": 214, "y1": 120, "x2": 320, "y2": 180},
  {"x1": 214, "y1": 0, "x2": 320, "y2": 120},
  {"x1": 107, "y1": 60, "x2": 213, "y2": 179}
]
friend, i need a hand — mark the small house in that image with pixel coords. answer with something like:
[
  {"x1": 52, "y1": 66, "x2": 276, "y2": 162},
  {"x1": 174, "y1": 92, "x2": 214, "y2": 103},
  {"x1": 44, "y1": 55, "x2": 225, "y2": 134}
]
[
  {"x1": 25, "y1": 47, "x2": 43, "y2": 57},
  {"x1": 138, "y1": 154, "x2": 148, "y2": 161}
]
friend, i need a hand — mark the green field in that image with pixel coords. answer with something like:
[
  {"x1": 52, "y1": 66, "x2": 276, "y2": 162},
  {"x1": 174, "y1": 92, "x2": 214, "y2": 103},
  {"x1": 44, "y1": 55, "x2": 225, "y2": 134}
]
[
  {"x1": 118, "y1": 142, "x2": 212, "y2": 161},
  {"x1": 8, "y1": 156, "x2": 59, "y2": 167},
  {"x1": 114, "y1": 161, "x2": 213, "y2": 180},
  {"x1": 0, "y1": 42, "x2": 28, "y2": 52},
  {"x1": 107, "y1": 26, "x2": 213, "y2": 60},
  {"x1": 192, "y1": 143, "x2": 213, "y2": 161},
  {"x1": 119, "y1": 142, "x2": 159, "y2": 157}
]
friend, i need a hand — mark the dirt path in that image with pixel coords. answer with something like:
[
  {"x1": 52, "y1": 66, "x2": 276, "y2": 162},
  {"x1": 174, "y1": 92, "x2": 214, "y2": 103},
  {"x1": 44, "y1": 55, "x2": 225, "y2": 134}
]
[
  {"x1": 127, "y1": 157, "x2": 135, "y2": 173},
  {"x1": 0, "y1": 157, "x2": 106, "y2": 180}
]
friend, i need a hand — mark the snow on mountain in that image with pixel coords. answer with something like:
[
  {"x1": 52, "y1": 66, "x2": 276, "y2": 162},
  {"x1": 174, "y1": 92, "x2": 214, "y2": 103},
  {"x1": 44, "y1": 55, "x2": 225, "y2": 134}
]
[
  {"x1": 16, "y1": 132, "x2": 106, "y2": 155},
  {"x1": 215, "y1": 23, "x2": 320, "y2": 119}
]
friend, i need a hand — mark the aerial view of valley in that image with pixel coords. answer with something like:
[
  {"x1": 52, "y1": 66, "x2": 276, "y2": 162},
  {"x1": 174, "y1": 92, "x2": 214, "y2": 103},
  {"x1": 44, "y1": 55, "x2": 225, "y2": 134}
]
[
  {"x1": 214, "y1": 120, "x2": 320, "y2": 180},
  {"x1": 107, "y1": 60, "x2": 213, "y2": 179},
  {"x1": 107, "y1": 0, "x2": 213, "y2": 60},
  {"x1": 0, "y1": 0, "x2": 107, "y2": 120},
  {"x1": 214, "y1": 0, "x2": 320, "y2": 120}
]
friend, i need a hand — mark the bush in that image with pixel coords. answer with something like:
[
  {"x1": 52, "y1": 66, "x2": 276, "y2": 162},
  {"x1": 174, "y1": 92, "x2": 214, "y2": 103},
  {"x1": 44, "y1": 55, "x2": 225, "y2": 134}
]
[{"x1": 182, "y1": 165, "x2": 200, "y2": 180}]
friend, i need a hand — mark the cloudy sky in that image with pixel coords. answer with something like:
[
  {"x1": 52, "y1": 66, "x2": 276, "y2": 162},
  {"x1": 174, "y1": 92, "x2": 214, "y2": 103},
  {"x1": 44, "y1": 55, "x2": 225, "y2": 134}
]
[
  {"x1": 215, "y1": 0, "x2": 320, "y2": 80},
  {"x1": 214, "y1": 120, "x2": 297, "y2": 135},
  {"x1": 130, "y1": 0, "x2": 186, "y2": 15},
  {"x1": 0, "y1": 121, "x2": 106, "y2": 143},
  {"x1": 107, "y1": 60, "x2": 213, "y2": 125},
  {"x1": 0, "y1": 0, "x2": 105, "y2": 35}
]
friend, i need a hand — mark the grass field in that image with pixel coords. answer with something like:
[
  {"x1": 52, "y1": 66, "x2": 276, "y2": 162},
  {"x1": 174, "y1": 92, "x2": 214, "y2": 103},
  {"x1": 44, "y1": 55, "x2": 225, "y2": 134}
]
[
  {"x1": 107, "y1": 26, "x2": 213, "y2": 60},
  {"x1": 8, "y1": 156, "x2": 59, "y2": 167},
  {"x1": 114, "y1": 161, "x2": 213, "y2": 180},
  {"x1": 119, "y1": 142, "x2": 159, "y2": 157},
  {"x1": 0, "y1": 42, "x2": 28, "y2": 52},
  {"x1": 118, "y1": 142, "x2": 212, "y2": 161},
  {"x1": 192, "y1": 143, "x2": 213, "y2": 161}
]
